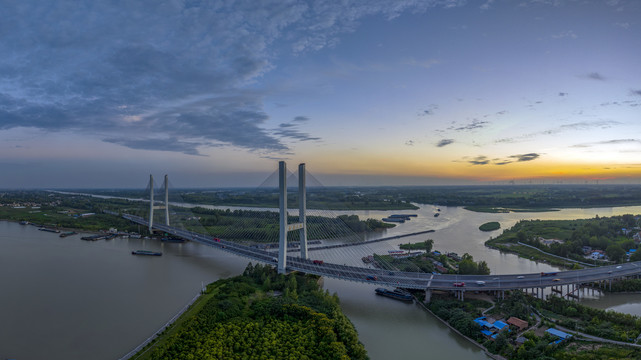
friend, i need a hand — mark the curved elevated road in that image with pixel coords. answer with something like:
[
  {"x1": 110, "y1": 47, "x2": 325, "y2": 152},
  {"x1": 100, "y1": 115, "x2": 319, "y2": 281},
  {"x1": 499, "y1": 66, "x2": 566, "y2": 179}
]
[{"x1": 124, "y1": 214, "x2": 641, "y2": 291}]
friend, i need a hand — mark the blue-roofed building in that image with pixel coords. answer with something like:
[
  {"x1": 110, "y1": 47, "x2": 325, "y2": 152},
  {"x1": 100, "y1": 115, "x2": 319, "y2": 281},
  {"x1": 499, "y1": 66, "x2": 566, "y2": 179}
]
[
  {"x1": 474, "y1": 317, "x2": 494, "y2": 329},
  {"x1": 493, "y1": 320, "x2": 509, "y2": 331},
  {"x1": 481, "y1": 330, "x2": 493, "y2": 337},
  {"x1": 546, "y1": 328, "x2": 572, "y2": 340}
]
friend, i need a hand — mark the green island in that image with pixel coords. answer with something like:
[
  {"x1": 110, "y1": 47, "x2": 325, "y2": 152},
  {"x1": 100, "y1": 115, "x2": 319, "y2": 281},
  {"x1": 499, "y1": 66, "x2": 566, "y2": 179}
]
[
  {"x1": 485, "y1": 215, "x2": 641, "y2": 268},
  {"x1": 132, "y1": 263, "x2": 368, "y2": 360},
  {"x1": 371, "y1": 240, "x2": 490, "y2": 275},
  {"x1": 421, "y1": 290, "x2": 641, "y2": 359},
  {"x1": 479, "y1": 222, "x2": 501, "y2": 232}
]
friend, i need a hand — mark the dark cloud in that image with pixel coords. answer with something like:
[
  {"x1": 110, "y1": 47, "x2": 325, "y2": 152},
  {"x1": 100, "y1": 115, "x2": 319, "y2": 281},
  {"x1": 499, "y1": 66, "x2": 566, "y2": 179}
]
[
  {"x1": 405, "y1": 140, "x2": 414, "y2": 146},
  {"x1": 510, "y1": 153, "x2": 540, "y2": 162},
  {"x1": 0, "y1": 0, "x2": 453, "y2": 155},
  {"x1": 436, "y1": 139, "x2": 454, "y2": 147},
  {"x1": 631, "y1": 89, "x2": 641, "y2": 96},
  {"x1": 459, "y1": 153, "x2": 541, "y2": 166},
  {"x1": 274, "y1": 117, "x2": 320, "y2": 142},
  {"x1": 103, "y1": 137, "x2": 206, "y2": 156},
  {"x1": 468, "y1": 156, "x2": 490, "y2": 165},
  {"x1": 585, "y1": 72, "x2": 606, "y2": 81},
  {"x1": 559, "y1": 92, "x2": 568, "y2": 96}
]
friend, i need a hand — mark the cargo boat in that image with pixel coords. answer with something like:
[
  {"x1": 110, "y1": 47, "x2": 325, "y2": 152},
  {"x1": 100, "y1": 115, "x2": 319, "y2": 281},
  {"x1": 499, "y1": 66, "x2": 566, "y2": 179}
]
[
  {"x1": 375, "y1": 288, "x2": 413, "y2": 302},
  {"x1": 131, "y1": 250, "x2": 162, "y2": 256},
  {"x1": 60, "y1": 231, "x2": 77, "y2": 238},
  {"x1": 38, "y1": 228, "x2": 60, "y2": 233}
]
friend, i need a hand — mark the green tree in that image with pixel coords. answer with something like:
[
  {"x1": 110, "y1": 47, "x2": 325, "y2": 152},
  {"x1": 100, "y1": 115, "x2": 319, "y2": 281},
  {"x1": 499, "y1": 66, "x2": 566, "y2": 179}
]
[{"x1": 606, "y1": 244, "x2": 626, "y2": 263}]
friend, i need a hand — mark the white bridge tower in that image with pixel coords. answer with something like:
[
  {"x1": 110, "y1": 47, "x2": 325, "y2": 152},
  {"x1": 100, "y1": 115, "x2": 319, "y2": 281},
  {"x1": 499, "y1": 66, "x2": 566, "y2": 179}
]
[{"x1": 278, "y1": 162, "x2": 308, "y2": 274}]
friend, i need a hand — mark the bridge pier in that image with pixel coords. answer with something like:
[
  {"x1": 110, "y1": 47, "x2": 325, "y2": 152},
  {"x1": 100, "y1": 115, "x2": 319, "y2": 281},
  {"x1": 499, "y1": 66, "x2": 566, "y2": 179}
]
[{"x1": 424, "y1": 289, "x2": 432, "y2": 303}]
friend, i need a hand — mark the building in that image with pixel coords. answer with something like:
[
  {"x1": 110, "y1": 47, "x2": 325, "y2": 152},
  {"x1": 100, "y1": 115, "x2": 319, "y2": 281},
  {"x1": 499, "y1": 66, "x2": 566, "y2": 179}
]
[{"x1": 507, "y1": 317, "x2": 529, "y2": 331}]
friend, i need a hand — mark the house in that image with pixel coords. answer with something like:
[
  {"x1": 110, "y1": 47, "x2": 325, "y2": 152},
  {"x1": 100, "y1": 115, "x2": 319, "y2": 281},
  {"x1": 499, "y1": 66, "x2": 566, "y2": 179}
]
[
  {"x1": 507, "y1": 317, "x2": 529, "y2": 331},
  {"x1": 582, "y1": 246, "x2": 592, "y2": 255},
  {"x1": 546, "y1": 328, "x2": 572, "y2": 342},
  {"x1": 493, "y1": 320, "x2": 509, "y2": 331},
  {"x1": 590, "y1": 250, "x2": 605, "y2": 260}
]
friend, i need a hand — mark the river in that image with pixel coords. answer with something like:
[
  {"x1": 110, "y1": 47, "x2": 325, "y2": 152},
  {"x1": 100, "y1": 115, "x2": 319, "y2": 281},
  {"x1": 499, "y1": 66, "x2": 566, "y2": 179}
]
[{"x1": 1, "y1": 203, "x2": 641, "y2": 359}]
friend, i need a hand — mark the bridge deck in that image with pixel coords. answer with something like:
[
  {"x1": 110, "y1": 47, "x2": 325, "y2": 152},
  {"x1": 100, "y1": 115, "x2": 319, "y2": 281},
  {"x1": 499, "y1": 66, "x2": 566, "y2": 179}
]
[{"x1": 124, "y1": 214, "x2": 641, "y2": 291}]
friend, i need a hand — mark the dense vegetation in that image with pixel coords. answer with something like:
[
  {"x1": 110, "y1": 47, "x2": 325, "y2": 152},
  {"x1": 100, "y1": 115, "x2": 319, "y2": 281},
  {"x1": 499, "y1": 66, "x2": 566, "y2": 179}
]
[
  {"x1": 0, "y1": 191, "x2": 393, "y2": 242},
  {"x1": 479, "y1": 222, "x2": 501, "y2": 232},
  {"x1": 174, "y1": 207, "x2": 393, "y2": 243},
  {"x1": 399, "y1": 239, "x2": 433, "y2": 251},
  {"x1": 80, "y1": 187, "x2": 419, "y2": 210},
  {"x1": 138, "y1": 264, "x2": 368, "y2": 360},
  {"x1": 486, "y1": 215, "x2": 641, "y2": 267},
  {"x1": 0, "y1": 191, "x2": 142, "y2": 232},
  {"x1": 79, "y1": 184, "x2": 641, "y2": 211},
  {"x1": 428, "y1": 291, "x2": 641, "y2": 359},
  {"x1": 373, "y1": 248, "x2": 490, "y2": 275}
]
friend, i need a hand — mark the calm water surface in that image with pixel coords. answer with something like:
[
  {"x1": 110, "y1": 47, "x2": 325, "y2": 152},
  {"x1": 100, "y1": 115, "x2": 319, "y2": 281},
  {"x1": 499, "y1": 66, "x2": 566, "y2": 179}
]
[{"x1": 2, "y1": 203, "x2": 641, "y2": 359}]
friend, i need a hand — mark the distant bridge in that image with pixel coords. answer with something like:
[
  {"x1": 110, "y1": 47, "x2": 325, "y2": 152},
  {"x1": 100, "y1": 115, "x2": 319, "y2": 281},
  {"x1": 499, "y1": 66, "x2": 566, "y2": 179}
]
[{"x1": 126, "y1": 162, "x2": 641, "y2": 301}]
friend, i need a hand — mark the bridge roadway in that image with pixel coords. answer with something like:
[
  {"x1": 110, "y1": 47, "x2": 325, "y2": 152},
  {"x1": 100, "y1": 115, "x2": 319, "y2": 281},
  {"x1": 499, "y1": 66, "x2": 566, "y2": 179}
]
[{"x1": 124, "y1": 214, "x2": 641, "y2": 291}]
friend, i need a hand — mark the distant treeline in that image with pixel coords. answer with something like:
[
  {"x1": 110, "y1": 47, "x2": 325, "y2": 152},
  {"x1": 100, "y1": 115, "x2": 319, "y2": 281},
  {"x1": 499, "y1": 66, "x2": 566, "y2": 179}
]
[{"x1": 76, "y1": 184, "x2": 641, "y2": 210}]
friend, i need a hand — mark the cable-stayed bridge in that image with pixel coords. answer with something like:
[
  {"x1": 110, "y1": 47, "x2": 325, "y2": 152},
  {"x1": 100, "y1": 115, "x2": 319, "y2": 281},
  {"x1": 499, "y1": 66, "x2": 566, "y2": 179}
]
[{"x1": 125, "y1": 162, "x2": 641, "y2": 301}]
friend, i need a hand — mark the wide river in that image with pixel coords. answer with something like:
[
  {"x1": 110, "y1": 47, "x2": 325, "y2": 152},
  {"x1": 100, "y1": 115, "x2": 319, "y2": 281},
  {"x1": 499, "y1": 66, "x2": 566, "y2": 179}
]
[{"x1": 2, "y1": 203, "x2": 641, "y2": 359}]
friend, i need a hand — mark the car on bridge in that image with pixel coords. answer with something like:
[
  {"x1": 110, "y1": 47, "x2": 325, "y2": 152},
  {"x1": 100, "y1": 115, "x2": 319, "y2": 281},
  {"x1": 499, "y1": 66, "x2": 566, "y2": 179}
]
[
  {"x1": 366, "y1": 275, "x2": 378, "y2": 281},
  {"x1": 312, "y1": 260, "x2": 324, "y2": 265},
  {"x1": 453, "y1": 282, "x2": 465, "y2": 287},
  {"x1": 553, "y1": 278, "x2": 561, "y2": 282},
  {"x1": 517, "y1": 276, "x2": 525, "y2": 279},
  {"x1": 475, "y1": 281, "x2": 485, "y2": 286}
]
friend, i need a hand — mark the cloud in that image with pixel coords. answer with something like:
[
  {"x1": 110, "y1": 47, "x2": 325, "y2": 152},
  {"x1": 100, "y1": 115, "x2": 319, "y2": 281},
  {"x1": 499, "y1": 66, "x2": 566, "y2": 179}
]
[
  {"x1": 480, "y1": 0, "x2": 495, "y2": 10},
  {"x1": 436, "y1": 139, "x2": 454, "y2": 147},
  {"x1": 495, "y1": 120, "x2": 620, "y2": 144},
  {"x1": 405, "y1": 58, "x2": 441, "y2": 69},
  {"x1": 448, "y1": 119, "x2": 489, "y2": 131},
  {"x1": 0, "y1": 0, "x2": 458, "y2": 156},
  {"x1": 418, "y1": 104, "x2": 439, "y2": 116},
  {"x1": 631, "y1": 89, "x2": 641, "y2": 96},
  {"x1": 614, "y1": 22, "x2": 630, "y2": 29},
  {"x1": 460, "y1": 153, "x2": 541, "y2": 166},
  {"x1": 584, "y1": 72, "x2": 606, "y2": 81},
  {"x1": 510, "y1": 153, "x2": 540, "y2": 162},
  {"x1": 571, "y1": 139, "x2": 641, "y2": 148},
  {"x1": 468, "y1": 156, "x2": 490, "y2": 165},
  {"x1": 558, "y1": 92, "x2": 568, "y2": 96},
  {"x1": 405, "y1": 140, "x2": 414, "y2": 146},
  {"x1": 551, "y1": 30, "x2": 577, "y2": 39},
  {"x1": 274, "y1": 117, "x2": 321, "y2": 142}
]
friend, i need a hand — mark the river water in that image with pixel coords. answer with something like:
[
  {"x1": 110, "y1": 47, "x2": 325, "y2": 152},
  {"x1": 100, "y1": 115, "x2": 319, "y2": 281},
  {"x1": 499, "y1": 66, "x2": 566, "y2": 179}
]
[{"x1": 2, "y1": 203, "x2": 641, "y2": 359}]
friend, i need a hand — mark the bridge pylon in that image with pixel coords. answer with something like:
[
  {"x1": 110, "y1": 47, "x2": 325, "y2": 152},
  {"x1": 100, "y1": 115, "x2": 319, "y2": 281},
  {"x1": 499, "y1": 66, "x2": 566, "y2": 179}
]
[
  {"x1": 278, "y1": 161, "x2": 308, "y2": 274},
  {"x1": 148, "y1": 174, "x2": 170, "y2": 233}
]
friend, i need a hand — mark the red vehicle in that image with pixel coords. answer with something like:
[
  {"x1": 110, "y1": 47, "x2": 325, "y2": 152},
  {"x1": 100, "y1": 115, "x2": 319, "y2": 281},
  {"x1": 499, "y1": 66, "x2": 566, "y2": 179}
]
[
  {"x1": 214, "y1": 237, "x2": 220, "y2": 242},
  {"x1": 453, "y1": 282, "x2": 465, "y2": 287},
  {"x1": 312, "y1": 260, "x2": 324, "y2": 265},
  {"x1": 366, "y1": 275, "x2": 378, "y2": 281}
]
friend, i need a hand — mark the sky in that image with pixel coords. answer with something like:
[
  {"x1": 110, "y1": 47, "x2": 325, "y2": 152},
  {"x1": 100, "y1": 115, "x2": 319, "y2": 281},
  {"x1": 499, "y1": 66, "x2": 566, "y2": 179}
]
[{"x1": 1, "y1": 0, "x2": 640, "y2": 188}]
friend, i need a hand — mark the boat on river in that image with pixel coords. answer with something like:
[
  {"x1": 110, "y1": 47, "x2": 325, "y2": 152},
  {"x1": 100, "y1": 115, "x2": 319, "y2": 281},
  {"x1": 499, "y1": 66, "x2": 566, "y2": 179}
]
[
  {"x1": 131, "y1": 250, "x2": 162, "y2": 256},
  {"x1": 375, "y1": 288, "x2": 413, "y2": 302}
]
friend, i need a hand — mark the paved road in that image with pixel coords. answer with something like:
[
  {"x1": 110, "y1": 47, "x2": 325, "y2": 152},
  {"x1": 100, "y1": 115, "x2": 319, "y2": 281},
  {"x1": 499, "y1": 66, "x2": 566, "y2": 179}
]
[{"x1": 125, "y1": 214, "x2": 641, "y2": 291}]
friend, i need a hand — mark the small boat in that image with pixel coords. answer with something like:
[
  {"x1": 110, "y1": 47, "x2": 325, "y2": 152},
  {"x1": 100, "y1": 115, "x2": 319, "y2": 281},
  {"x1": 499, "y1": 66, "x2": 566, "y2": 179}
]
[
  {"x1": 59, "y1": 231, "x2": 77, "y2": 238},
  {"x1": 132, "y1": 250, "x2": 162, "y2": 256},
  {"x1": 434, "y1": 213, "x2": 440, "y2": 217},
  {"x1": 375, "y1": 288, "x2": 413, "y2": 302}
]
